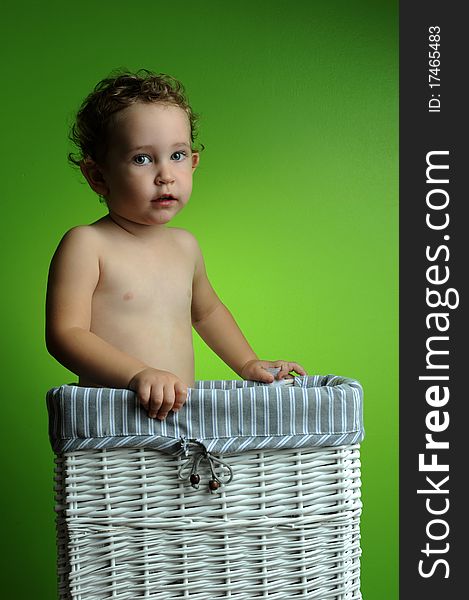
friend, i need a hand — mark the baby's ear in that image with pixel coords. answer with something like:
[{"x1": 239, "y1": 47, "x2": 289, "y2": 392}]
[
  {"x1": 80, "y1": 158, "x2": 109, "y2": 196},
  {"x1": 191, "y1": 152, "x2": 200, "y2": 171}
]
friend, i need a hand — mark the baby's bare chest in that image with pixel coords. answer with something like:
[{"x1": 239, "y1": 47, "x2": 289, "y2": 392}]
[{"x1": 93, "y1": 243, "x2": 194, "y2": 315}]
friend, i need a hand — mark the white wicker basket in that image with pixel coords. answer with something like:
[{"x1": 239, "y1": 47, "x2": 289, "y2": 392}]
[{"x1": 48, "y1": 376, "x2": 364, "y2": 599}]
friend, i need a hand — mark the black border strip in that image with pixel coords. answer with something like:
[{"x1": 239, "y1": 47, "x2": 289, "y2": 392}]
[{"x1": 400, "y1": 2, "x2": 465, "y2": 596}]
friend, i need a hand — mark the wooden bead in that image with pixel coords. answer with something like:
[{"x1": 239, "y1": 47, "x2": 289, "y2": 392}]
[
  {"x1": 209, "y1": 479, "x2": 220, "y2": 491},
  {"x1": 190, "y1": 473, "x2": 200, "y2": 485}
]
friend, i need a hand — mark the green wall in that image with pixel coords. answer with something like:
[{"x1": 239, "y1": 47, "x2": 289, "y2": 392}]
[{"x1": 1, "y1": 1, "x2": 398, "y2": 597}]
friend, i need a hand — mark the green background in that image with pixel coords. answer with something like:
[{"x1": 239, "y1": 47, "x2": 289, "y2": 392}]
[{"x1": 1, "y1": 0, "x2": 398, "y2": 597}]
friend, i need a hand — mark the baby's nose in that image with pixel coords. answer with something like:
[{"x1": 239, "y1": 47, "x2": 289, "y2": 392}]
[{"x1": 155, "y1": 165, "x2": 175, "y2": 185}]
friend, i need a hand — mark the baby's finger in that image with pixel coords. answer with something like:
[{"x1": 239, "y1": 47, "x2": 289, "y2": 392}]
[
  {"x1": 271, "y1": 361, "x2": 290, "y2": 379},
  {"x1": 254, "y1": 364, "x2": 275, "y2": 383},
  {"x1": 136, "y1": 383, "x2": 151, "y2": 410},
  {"x1": 173, "y1": 383, "x2": 188, "y2": 411},
  {"x1": 287, "y1": 362, "x2": 307, "y2": 376},
  {"x1": 148, "y1": 386, "x2": 164, "y2": 419},
  {"x1": 156, "y1": 385, "x2": 175, "y2": 420},
  {"x1": 274, "y1": 361, "x2": 302, "y2": 379}
]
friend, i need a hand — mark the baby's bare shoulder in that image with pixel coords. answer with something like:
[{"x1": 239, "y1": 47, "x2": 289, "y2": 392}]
[
  {"x1": 169, "y1": 227, "x2": 202, "y2": 253},
  {"x1": 48, "y1": 225, "x2": 104, "y2": 291},
  {"x1": 52, "y1": 224, "x2": 106, "y2": 267},
  {"x1": 61, "y1": 224, "x2": 100, "y2": 242},
  {"x1": 58, "y1": 220, "x2": 110, "y2": 249}
]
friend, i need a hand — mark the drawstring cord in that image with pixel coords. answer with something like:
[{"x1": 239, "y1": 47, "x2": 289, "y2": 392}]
[{"x1": 178, "y1": 439, "x2": 234, "y2": 492}]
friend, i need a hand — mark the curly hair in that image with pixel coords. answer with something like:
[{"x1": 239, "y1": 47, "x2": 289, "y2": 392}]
[{"x1": 68, "y1": 69, "x2": 200, "y2": 167}]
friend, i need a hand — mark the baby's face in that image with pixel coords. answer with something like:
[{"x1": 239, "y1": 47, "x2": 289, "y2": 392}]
[{"x1": 99, "y1": 102, "x2": 199, "y2": 226}]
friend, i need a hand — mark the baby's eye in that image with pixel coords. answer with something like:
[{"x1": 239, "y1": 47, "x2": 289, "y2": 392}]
[
  {"x1": 133, "y1": 154, "x2": 152, "y2": 166},
  {"x1": 171, "y1": 150, "x2": 187, "y2": 161}
]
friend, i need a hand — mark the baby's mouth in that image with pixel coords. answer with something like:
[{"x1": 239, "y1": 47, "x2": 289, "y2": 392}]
[{"x1": 152, "y1": 194, "x2": 177, "y2": 203}]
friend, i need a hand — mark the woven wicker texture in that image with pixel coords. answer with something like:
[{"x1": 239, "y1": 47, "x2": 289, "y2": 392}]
[{"x1": 54, "y1": 444, "x2": 362, "y2": 599}]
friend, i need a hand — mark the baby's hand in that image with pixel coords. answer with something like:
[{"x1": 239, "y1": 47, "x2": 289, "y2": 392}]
[
  {"x1": 128, "y1": 368, "x2": 188, "y2": 420},
  {"x1": 240, "y1": 360, "x2": 307, "y2": 383}
]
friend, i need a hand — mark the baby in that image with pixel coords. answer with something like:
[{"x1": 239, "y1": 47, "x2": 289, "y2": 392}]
[{"x1": 46, "y1": 70, "x2": 305, "y2": 420}]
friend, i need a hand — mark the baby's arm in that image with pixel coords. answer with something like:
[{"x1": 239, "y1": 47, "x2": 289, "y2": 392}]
[
  {"x1": 46, "y1": 227, "x2": 186, "y2": 419},
  {"x1": 191, "y1": 241, "x2": 305, "y2": 382}
]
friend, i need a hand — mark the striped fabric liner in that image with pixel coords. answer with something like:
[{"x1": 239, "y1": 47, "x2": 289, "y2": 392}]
[{"x1": 46, "y1": 375, "x2": 364, "y2": 455}]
